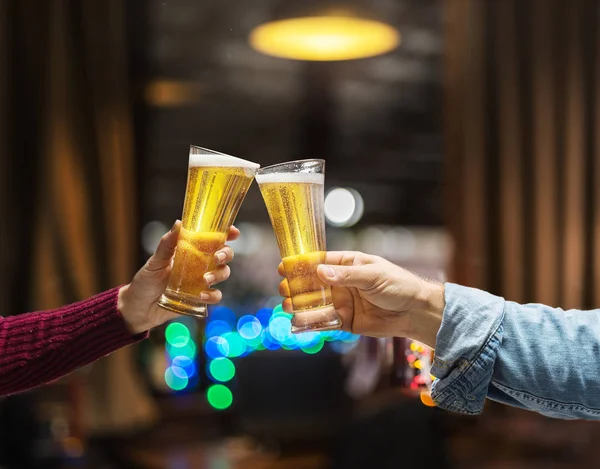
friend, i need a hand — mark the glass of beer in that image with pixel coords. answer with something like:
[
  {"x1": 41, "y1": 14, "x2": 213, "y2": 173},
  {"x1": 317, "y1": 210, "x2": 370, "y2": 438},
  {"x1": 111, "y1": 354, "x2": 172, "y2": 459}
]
[
  {"x1": 256, "y1": 159, "x2": 342, "y2": 333},
  {"x1": 158, "y1": 146, "x2": 259, "y2": 318}
]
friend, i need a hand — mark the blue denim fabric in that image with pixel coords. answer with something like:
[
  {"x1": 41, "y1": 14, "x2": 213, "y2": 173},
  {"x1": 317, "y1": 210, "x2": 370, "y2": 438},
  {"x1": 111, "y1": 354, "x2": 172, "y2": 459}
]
[{"x1": 430, "y1": 283, "x2": 600, "y2": 419}]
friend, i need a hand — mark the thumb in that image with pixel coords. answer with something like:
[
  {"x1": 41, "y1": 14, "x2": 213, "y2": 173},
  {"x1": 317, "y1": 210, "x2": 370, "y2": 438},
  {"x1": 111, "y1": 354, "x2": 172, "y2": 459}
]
[
  {"x1": 146, "y1": 220, "x2": 180, "y2": 271},
  {"x1": 317, "y1": 264, "x2": 380, "y2": 290}
]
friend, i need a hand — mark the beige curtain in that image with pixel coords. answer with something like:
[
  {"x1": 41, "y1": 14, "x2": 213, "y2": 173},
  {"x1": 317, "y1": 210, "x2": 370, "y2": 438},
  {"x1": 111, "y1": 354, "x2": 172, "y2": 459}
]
[
  {"x1": 445, "y1": 0, "x2": 600, "y2": 309},
  {"x1": 2, "y1": 0, "x2": 157, "y2": 439}
]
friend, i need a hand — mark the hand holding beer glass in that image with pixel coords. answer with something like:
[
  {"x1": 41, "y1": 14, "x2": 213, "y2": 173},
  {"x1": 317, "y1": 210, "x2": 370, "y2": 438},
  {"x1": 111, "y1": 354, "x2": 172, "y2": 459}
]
[
  {"x1": 256, "y1": 159, "x2": 342, "y2": 333},
  {"x1": 158, "y1": 146, "x2": 259, "y2": 317}
]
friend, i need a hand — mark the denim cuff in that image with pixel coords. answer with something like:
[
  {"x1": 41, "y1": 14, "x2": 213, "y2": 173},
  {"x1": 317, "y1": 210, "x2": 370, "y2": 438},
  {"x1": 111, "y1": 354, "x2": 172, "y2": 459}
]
[{"x1": 430, "y1": 283, "x2": 506, "y2": 414}]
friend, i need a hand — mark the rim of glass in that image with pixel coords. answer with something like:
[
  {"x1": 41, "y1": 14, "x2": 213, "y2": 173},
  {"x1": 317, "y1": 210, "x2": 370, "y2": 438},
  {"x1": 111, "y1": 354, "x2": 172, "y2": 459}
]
[
  {"x1": 189, "y1": 145, "x2": 260, "y2": 169},
  {"x1": 189, "y1": 145, "x2": 230, "y2": 155},
  {"x1": 256, "y1": 158, "x2": 325, "y2": 175}
]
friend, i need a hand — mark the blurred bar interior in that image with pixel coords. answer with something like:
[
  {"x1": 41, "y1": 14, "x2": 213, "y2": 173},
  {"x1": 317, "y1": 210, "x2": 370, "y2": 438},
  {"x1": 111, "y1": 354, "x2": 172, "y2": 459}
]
[{"x1": 0, "y1": 0, "x2": 599, "y2": 468}]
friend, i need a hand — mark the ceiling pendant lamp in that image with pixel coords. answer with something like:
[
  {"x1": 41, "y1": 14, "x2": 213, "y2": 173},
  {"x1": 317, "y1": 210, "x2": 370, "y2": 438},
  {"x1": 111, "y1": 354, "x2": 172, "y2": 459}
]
[{"x1": 248, "y1": 2, "x2": 400, "y2": 62}]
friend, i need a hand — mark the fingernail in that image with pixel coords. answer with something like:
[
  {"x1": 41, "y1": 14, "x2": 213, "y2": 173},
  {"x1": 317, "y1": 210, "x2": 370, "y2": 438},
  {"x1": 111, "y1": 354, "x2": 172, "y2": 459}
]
[
  {"x1": 204, "y1": 273, "x2": 215, "y2": 285},
  {"x1": 320, "y1": 265, "x2": 336, "y2": 279},
  {"x1": 170, "y1": 220, "x2": 180, "y2": 232},
  {"x1": 215, "y1": 251, "x2": 226, "y2": 263},
  {"x1": 200, "y1": 292, "x2": 210, "y2": 300}
]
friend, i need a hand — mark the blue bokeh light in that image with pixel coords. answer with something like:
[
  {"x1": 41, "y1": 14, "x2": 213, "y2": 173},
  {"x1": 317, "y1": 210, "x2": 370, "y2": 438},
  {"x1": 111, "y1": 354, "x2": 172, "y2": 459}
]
[
  {"x1": 261, "y1": 329, "x2": 281, "y2": 350},
  {"x1": 237, "y1": 315, "x2": 262, "y2": 340},
  {"x1": 200, "y1": 303, "x2": 364, "y2": 403},
  {"x1": 330, "y1": 339, "x2": 360, "y2": 354},
  {"x1": 205, "y1": 319, "x2": 232, "y2": 338},
  {"x1": 210, "y1": 306, "x2": 237, "y2": 326},
  {"x1": 322, "y1": 330, "x2": 343, "y2": 341},
  {"x1": 171, "y1": 355, "x2": 193, "y2": 368},
  {"x1": 268, "y1": 316, "x2": 292, "y2": 343},
  {"x1": 295, "y1": 331, "x2": 320, "y2": 347},
  {"x1": 171, "y1": 355, "x2": 197, "y2": 377},
  {"x1": 255, "y1": 308, "x2": 273, "y2": 328},
  {"x1": 170, "y1": 365, "x2": 188, "y2": 379},
  {"x1": 334, "y1": 331, "x2": 360, "y2": 342},
  {"x1": 205, "y1": 336, "x2": 230, "y2": 359}
]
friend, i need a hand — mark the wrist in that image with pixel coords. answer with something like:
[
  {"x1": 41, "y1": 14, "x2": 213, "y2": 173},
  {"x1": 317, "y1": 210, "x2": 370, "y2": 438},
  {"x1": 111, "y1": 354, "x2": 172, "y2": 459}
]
[
  {"x1": 117, "y1": 285, "x2": 152, "y2": 335},
  {"x1": 409, "y1": 280, "x2": 445, "y2": 349}
]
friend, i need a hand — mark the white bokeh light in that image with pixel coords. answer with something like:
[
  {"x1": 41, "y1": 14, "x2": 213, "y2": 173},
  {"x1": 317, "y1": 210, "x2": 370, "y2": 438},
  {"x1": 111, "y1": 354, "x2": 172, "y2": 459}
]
[
  {"x1": 324, "y1": 187, "x2": 364, "y2": 227},
  {"x1": 142, "y1": 221, "x2": 169, "y2": 255},
  {"x1": 227, "y1": 222, "x2": 264, "y2": 255}
]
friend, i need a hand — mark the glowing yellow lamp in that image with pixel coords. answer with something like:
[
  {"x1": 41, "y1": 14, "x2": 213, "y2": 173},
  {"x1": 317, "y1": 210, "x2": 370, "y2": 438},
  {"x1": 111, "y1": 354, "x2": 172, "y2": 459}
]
[{"x1": 249, "y1": 16, "x2": 400, "y2": 61}]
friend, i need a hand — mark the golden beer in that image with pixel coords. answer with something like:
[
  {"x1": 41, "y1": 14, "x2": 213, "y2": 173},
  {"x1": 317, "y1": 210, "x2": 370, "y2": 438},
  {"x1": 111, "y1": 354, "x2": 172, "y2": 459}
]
[
  {"x1": 256, "y1": 160, "x2": 341, "y2": 333},
  {"x1": 158, "y1": 147, "x2": 259, "y2": 317},
  {"x1": 282, "y1": 252, "x2": 333, "y2": 310}
]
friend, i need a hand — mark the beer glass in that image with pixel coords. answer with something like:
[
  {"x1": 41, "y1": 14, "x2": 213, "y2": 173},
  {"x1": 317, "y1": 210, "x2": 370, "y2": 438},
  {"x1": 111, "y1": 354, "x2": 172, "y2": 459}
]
[
  {"x1": 256, "y1": 159, "x2": 342, "y2": 333},
  {"x1": 158, "y1": 146, "x2": 259, "y2": 318}
]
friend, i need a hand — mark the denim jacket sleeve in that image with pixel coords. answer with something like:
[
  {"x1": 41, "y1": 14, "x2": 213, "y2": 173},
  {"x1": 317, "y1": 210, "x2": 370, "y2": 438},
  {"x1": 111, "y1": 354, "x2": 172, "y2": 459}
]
[{"x1": 430, "y1": 283, "x2": 600, "y2": 419}]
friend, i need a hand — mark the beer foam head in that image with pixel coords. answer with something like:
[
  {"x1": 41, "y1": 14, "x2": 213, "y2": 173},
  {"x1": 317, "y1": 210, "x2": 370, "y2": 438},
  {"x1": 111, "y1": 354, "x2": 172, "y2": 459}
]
[
  {"x1": 188, "y1": 151, "x2": 260, "y2": 170},
  {"x1": 255, "y1": 172, "x2": 324, "y2": 185}
]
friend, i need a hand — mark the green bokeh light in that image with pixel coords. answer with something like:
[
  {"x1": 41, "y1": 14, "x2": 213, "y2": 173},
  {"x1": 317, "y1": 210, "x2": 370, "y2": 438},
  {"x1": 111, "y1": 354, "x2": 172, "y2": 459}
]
[
  {"x1": 168, "y1": 340, "x2": 197, "y2": 358},
  {"x1": 165, "y1": 322, "x2": 191, "y2": 347},
  {"x1": 207, "y1": 384, "x2": 233, "y2": 410},
  {"x1": 209, "y1": 358, "x2": 236, "y2": 382},
  {"x1": 222, "y1": 332, "x2": 246, "y2": 358},
  {"x1": 165, "y1": 366, "x2": 188, "y2": 391},
  {"x1": 255, "y1": 341, "x2": 266, "y2": 351},
  {"x1": 301, "y1": 339, "x2": 325, "y2": 354},
  {"x1": 243, "y1": 334, "x2": 263, "y2": 350}
]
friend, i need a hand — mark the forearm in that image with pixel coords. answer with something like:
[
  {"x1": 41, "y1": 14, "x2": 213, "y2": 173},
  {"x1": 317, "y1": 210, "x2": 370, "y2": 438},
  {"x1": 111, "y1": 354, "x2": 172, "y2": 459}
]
[
  {"x1": 430, "y1": 283, "x2": 600, "y2": 419},
  {"x1": 488, "y1": 300, "x2": 600, "y2": 418},
  {"x1": 0, "y1": 287, "x2": 147, "y2": 396}
]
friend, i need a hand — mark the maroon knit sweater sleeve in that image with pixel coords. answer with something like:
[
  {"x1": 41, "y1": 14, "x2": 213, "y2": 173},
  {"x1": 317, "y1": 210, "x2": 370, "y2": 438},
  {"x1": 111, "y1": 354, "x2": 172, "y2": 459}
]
[{"x1": 0, "y1": 286, "x2": 149, "y2": 397}]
